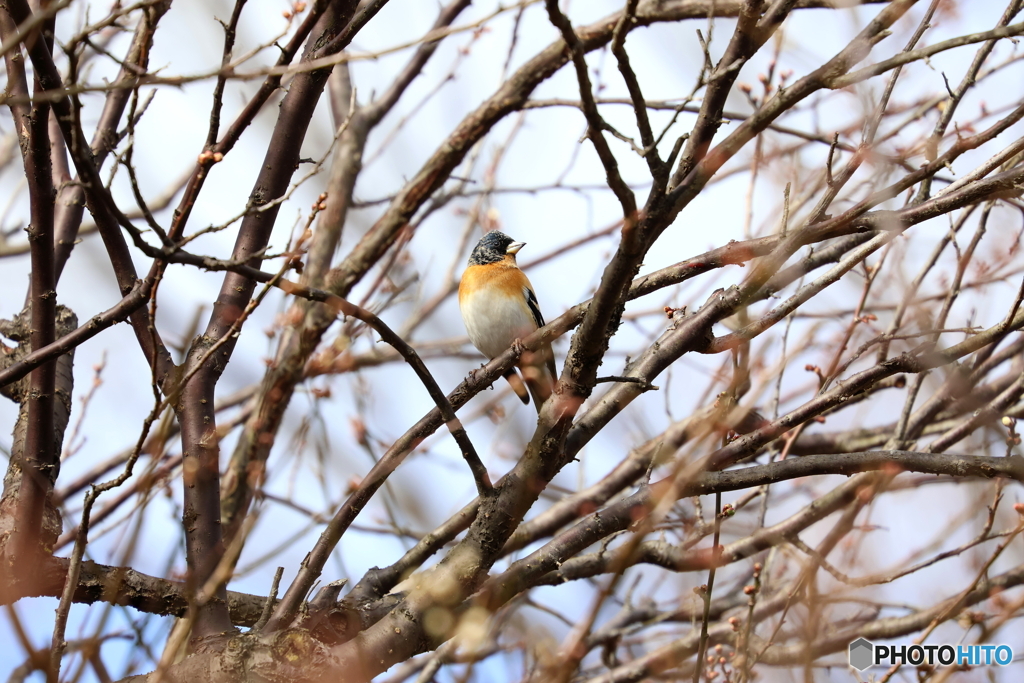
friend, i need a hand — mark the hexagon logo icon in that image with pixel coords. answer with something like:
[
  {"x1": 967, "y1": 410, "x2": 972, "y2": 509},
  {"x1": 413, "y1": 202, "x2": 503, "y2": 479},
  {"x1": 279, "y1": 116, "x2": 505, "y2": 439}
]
[{"x1": 849, "y1": 638, "x2": 873, "y2": 671}]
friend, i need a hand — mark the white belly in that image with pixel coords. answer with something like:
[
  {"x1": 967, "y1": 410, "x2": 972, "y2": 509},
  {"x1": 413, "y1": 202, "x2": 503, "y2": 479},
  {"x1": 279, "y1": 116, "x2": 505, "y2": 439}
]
[{"x1": 460, "y1": 287, "x2": 535, "y2": 359}]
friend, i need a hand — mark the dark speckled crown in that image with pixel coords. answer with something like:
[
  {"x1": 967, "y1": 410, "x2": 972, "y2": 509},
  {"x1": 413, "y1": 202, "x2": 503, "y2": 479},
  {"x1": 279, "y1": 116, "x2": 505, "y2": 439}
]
[{"x1": 468, "y1": 230, "x2": 518, "y2": 266}]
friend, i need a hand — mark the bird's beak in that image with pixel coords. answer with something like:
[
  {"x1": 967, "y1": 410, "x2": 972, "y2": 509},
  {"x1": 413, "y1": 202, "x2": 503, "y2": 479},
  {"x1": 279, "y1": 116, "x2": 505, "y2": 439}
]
[{"x1": 507, "y1": 241, "x2": 526, "y2": 255}]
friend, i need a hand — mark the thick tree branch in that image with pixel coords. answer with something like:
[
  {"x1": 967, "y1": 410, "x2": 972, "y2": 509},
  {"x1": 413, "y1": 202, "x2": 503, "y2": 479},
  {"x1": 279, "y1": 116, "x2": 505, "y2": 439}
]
[{"x1": 170, "y1": 0, "x2": 362, "y2": 641}]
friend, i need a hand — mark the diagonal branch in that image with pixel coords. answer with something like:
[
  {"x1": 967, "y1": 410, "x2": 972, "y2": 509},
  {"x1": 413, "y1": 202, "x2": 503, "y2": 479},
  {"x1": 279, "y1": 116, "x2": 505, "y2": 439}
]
[
  {"x1": 545, "y1": 0, "x2": 636, "y2": 219},
  {"x1": 610, "y1": 0, "x2": 664, "y2": 183},
  {"x1": 0, "y1": 280, "x2": 151, "y2": 389}
]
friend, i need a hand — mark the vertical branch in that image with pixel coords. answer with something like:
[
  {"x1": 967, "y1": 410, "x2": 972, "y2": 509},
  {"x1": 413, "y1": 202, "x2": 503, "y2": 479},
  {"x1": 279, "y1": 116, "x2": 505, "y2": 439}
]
[
  {"x1": 545, "y1": 0, "x2": 636, "y2": 219},
  {"x1": 174, "y1": 0, "x2": 361, "y2": 641},
  {"x1": 218, "y1": 65, "x2": 368, "y2": 547},
  {"x1": 0, "y1": 7, "x2": 59, "y2": 567},
  {"x1": 15, "y1": 20, "x2": 56, "y2": 565},
  {"x1": 52, "y1": 1, "x2": 171, "y2": 282},
  {"x1": 610, "y1": 0, "x2": 662, "y2": 181},
  {"x1": 556, "y1": 0, "x2": 796, "y2": 406},
  {"x1": 221, "y1": 0, "x2": 472, "y2": 551},
  {"x1": 692, "y1": 492, "x2": 722, "y2": 683},
  {"x1": 0, "y1": 0, "x2": 175, "y2": 385},
  {"x1": 205, "y1": 0, "x2": 248, "y2": 149},
  {"x1": 670, "y1": 0, "x2": 767, "y2": 186}
]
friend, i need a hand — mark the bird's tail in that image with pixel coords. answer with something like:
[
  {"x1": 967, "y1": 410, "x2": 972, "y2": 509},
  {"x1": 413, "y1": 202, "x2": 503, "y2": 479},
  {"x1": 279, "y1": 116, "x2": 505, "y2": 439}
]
[
  {"x1": 503, "y1": 368, "x2": 530, "y2": 404},
  {"x1": 521, "y1": 347, "x2": 557, "y2": 413}
]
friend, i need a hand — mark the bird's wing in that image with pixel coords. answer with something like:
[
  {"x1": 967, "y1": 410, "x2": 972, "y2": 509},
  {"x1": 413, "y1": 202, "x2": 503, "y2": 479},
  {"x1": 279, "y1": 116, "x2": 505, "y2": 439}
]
[
  {"x1": 523, "y1": 285, "x2": 545, "y2": 329},
  {"x1": 522, "y1": 284, "x2": 558, "y2": 407}
]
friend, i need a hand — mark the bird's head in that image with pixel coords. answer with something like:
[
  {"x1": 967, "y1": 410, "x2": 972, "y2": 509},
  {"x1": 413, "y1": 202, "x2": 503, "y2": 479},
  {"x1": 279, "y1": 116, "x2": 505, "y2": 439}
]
[{"x1": 468, "y1": 230, "x2": 525, "y2": 266}]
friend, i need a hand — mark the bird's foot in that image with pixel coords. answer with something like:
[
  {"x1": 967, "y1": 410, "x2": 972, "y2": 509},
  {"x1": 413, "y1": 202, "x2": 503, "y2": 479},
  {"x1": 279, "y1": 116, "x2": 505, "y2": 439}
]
[{"x1": 511, "y1": 338, "x2": 526, "y2": 357}]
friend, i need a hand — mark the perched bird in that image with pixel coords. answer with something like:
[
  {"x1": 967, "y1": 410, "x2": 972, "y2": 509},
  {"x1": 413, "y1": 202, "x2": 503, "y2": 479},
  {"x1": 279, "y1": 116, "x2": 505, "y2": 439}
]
[{"x1": 459, "y1": 230, "x2": 557, "y2": 410}]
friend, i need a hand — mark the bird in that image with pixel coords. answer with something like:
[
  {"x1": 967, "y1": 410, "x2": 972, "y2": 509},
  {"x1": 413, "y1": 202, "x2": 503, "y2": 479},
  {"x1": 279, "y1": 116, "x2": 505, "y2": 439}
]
[{"x1": 459, "y1": 230, "x2": 557, "y2": 411}]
